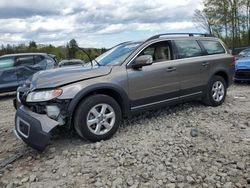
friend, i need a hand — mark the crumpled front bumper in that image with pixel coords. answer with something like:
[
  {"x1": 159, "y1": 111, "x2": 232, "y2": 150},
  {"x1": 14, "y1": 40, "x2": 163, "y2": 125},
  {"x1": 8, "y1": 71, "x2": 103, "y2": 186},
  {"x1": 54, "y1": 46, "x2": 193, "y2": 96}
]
[{"x1": 14, "y1": 106, "x2": 59, "y2": 151}]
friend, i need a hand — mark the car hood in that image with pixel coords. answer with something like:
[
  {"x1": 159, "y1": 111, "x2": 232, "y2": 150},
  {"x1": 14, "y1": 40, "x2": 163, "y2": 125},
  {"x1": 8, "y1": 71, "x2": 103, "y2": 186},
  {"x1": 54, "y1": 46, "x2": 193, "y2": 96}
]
[
  {"x1": 30, "y1": 66, "x2": 112, "y2": 89},
  {"x1": 236, "y1": 58, "x2": 250, "y2": 69}
]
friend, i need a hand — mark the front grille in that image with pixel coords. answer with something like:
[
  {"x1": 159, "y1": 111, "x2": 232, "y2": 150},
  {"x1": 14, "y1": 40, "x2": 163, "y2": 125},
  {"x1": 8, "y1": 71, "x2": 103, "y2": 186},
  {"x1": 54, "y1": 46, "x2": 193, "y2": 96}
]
[{"x1": 235, "y1": 69, "x2": 250, "y2": 78}]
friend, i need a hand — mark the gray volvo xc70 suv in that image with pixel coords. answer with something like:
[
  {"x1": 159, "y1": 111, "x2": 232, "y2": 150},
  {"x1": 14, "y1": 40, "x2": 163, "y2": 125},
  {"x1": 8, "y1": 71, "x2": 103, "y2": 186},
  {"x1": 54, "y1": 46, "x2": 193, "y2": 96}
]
[{"x1": 14, "y1": 33, "x2": 235, "y2": 150}]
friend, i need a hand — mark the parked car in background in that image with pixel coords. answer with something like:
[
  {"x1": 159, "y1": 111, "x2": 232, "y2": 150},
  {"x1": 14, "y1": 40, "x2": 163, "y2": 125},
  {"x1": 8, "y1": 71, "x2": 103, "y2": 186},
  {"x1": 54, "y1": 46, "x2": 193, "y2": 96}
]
[
  {"x1": 237, "y1": 48, "x2": 250, "y2": 59},
  {"x1": 58, "y1": 59, "x2": 85, "y2": 68},
  {"x1": 0, "y1": 53, "x2": 57, "y2": 93},
  {"x1": 235, "y1": 56, "x2": 250, "y2": 81}
]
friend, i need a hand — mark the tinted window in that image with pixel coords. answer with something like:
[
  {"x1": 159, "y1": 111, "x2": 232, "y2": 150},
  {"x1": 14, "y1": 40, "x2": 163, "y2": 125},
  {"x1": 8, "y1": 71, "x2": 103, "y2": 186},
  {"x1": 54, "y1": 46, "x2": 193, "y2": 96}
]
[
  {"x1": 34, "y1": 55, "x2": 45, "y2": 64},
  {"x1": 200, "y1": 40, "x2": 225, "y2": 55},
  {"x1": 139, "y1": 41, "x2": 172, "y2": 62},
  {"x1": 16, "y1": 56, "x2": 34, "y2": 66},
  {"x1": 175, "y1": 40, "x2": 203, "y2": 59},
  {"x1": 0, "y1": 57, "x2": 15, "y2": 69}
]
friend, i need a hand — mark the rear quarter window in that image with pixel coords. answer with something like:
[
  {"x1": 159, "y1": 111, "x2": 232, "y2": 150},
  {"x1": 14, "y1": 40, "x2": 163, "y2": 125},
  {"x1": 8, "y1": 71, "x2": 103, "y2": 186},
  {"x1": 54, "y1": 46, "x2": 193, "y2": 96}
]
[{"x1": 200, "y1": 40, "x2": 225, "y2": 55}]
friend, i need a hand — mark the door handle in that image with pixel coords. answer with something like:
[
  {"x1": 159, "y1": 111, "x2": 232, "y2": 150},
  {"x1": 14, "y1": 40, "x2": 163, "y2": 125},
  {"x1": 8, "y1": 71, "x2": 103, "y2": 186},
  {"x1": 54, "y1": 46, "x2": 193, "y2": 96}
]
[
  {"x1": 166, "y1": 67, "x2": 176, "y2": 72},
  {"x1": 202, "y1": 62, "x2": 210, "y2": 66}
]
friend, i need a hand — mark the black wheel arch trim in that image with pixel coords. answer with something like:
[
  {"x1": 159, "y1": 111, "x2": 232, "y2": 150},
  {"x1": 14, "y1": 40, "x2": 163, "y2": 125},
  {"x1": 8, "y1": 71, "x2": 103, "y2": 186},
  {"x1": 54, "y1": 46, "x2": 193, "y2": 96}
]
[
  {"x1": 67, "y1": 83, "x2": 130, "y2": 118},
  {"x1": 210, "y1": 68, "x2": 232, "y2": 87}
]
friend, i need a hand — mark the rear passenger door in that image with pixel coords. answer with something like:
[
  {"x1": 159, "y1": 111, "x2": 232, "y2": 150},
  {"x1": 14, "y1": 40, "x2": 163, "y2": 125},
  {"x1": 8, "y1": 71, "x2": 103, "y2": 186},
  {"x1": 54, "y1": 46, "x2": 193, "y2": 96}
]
[
  {"x1": 173, "y1": 39, "x2": 210, "y2": 96},
  {"x1": 0, "y1": 56, "x2": 18, "y2": 92}
]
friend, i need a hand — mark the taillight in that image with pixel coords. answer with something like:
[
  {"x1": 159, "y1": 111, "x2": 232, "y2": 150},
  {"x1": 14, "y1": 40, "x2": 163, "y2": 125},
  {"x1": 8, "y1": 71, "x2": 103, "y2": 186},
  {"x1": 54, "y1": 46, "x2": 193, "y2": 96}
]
[{"x1": 232, "y1": 56, "x2": 236, "y2": 65}]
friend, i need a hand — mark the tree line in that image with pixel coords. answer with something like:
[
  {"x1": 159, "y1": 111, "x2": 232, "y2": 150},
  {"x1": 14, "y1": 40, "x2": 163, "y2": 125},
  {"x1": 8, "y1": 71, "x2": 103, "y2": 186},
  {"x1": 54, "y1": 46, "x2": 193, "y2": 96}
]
[
  {"x1": 193, "y1": 0, "x2": 250, "y2": 50},
  {"x1": 0, "y1": 39, "x2": 107, "y2": 62}
]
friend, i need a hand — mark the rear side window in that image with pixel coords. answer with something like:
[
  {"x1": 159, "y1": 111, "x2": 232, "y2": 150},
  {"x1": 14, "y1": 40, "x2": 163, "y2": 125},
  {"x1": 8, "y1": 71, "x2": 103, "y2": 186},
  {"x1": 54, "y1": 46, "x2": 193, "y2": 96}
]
[
  {"x1": 16, "y1": 56, "x2": 34, "y2": 66},
  {"x1": 200, "y1": 40, "x2": 225, "y2": 55},
  {"x1": 174, "y1": 40, "x2": 203, "y2": 59},
  {"x1": 0, "y1": 57, "x2": 15, "y2": 69}
]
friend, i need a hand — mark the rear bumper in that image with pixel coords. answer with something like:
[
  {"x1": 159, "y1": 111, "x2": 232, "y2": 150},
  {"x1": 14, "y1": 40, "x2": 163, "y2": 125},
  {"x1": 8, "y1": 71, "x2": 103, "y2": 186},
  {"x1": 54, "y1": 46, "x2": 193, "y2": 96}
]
[{"x1": 15, "y1": 106, "x2": 59, "y2": 151}]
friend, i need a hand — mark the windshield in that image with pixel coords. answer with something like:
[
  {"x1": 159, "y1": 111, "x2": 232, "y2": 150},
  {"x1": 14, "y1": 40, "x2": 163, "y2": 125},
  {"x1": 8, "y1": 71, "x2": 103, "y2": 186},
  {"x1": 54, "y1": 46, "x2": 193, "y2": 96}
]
[{"x1": 95, "y1": 42, "x2": 141, "y2": 66}]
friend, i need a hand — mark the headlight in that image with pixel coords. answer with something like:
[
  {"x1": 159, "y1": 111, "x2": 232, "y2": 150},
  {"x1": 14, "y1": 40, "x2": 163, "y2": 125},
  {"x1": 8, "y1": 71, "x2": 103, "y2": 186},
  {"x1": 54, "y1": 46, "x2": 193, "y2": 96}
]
[{"x1": 26, "y1": 89, "x2": 62, "y2": 102}]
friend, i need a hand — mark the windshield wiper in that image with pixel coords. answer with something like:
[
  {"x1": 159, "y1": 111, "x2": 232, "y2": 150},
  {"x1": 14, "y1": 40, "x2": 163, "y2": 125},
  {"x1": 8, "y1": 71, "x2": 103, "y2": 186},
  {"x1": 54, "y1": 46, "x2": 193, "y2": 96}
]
[{"x1": 75, "y1": 46, "x2": 101, "y2": 67}]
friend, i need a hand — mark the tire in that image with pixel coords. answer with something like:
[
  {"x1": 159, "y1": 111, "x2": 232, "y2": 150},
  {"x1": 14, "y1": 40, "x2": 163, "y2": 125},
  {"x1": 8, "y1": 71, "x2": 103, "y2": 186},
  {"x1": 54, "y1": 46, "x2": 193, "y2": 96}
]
[
  {"x1": 202, "y1": 76, "x2": 227, "y2": 106},
  {"x1": 74, "y1": 94, "x2": 122, "y2": 142}
]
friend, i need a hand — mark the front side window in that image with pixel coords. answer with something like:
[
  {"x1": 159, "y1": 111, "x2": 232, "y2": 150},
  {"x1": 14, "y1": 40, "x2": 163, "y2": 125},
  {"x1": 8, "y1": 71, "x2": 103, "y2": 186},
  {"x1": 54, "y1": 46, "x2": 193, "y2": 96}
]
[
  {"x1": 175, "y1": 40, "x2": 203, "y2": 59},
  {"x1": 138, "y1": 41, "x2": 172, "y2": 63},
  {"x1": 200, "y1": 40, "x2": 225, "y2": 55},
  {"x1": 16, "y1": 56, "x2": 34, "y2": 66},
  {"x1": 0, "y1": 57, "x2": 15, "y2": 69}
]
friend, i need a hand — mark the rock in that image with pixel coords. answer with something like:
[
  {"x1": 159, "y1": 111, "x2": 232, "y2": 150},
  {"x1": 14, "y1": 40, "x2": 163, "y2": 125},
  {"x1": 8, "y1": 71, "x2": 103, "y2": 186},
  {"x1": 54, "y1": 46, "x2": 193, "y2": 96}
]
[
  {"x1": 186, "y1": 176, "x2": 195, "y2": 184},
  {"x1": 49, "y1": 147, "x2": 56, "y2": 153},
  {"x1": 236, "y1": 162, "x2": 245, "y2": 170},
  {"x1": 95, "y1": 142, "x2": 102, "y2": 149},
  {"x1": 21, "y1": 177, "x2": 29, "y2": 184},
  {"x1": 62, "y1": 173, "x2": 67, "y2": 177},
  {"x1": 235, "y1": 182, "x2": 242, "y2": 188},
  {"x1": 190, "y1": 128, "x2": 199, "y2": 137},
  {"x1": 157, "y1": 180, "x2": 163, "y2": 185},
  {"x1": 223, "y1": 182, "x2": 233, "y2": 188},
  {"x1": 165, "y1": 183, "x2": 176, "y2": 188},
  {"x1": 112, "y1": 177, "x2": 123, "y2": 187},
  {"x1": 246, "y1": 178, "x2": 250, "y2": 184},
  {"x1": 176, "y1": 175, "x2": 185, "y2": 182},
  {"x1": 27, "y1": 156, "x2": 32, "y2": 161},
  {"x1": 185, "y1": 165, "x2": 193, "y2": 172},
  {"x1": 62, "y1": 150, "x2": 69, "y2": 156},
  {"x1": 202, "y1": 183, "x2": 209, "y2": 188},
  {"x1": 29, "y1": 174, "x2": 37, "y2": 182},
  {"x1": 127, "y1": 177, "x2": 134, "y2": 186},
  {"x1": 94, "y1": 181, "x2": 103, "y2": 187},
  {"x1": 167, "y1": 175, "x2": 176, "y2": 183},
  {"x1": 6, "y1": 183, "x2": 14, "y2": 188},
  {"x1": 240, "y1": 124, "x2": 247, "y2": 129}
]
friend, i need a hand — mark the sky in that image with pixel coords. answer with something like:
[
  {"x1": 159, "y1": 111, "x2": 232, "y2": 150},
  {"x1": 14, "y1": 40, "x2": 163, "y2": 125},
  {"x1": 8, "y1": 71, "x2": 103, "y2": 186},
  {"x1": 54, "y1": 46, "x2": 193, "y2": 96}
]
[{"x1": 0, "y1": 0, "x2": 203, "y2": 48}]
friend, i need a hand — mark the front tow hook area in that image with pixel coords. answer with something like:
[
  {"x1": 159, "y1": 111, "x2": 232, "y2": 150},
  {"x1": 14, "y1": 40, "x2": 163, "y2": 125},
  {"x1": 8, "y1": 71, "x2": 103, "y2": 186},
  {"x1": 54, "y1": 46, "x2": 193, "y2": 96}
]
[{"x1": 14, "y1": 106, "x2": 59, "y2": 151}]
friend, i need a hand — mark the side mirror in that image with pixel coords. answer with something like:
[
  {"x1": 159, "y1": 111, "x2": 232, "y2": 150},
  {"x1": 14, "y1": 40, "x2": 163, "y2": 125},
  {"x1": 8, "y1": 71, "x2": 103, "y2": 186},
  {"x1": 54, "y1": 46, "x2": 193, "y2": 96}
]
[{"x1": 131, "y1": 55, "x2": 153, "y2": 69}]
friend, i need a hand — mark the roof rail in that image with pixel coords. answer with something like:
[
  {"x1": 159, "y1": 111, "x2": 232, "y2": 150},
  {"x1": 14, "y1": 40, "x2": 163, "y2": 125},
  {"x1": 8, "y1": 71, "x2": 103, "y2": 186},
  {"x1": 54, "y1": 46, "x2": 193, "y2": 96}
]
[{"x1": 146, "y1": 33, "x2": 214, "y2": 42}]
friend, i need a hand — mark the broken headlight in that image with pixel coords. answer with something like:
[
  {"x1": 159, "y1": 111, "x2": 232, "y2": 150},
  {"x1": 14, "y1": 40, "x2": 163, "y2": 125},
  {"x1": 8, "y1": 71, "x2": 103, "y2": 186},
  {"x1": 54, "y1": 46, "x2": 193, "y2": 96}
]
[{"x1": 26, "y1": 89, "x2": 62, "y2": 102}]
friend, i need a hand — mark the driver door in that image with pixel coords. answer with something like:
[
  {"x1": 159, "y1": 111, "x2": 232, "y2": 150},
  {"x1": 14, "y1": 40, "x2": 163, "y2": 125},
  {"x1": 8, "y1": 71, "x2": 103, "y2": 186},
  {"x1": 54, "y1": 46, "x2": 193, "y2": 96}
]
[{"x1": 127, "y1": 40, "x2": 181, "y2": 110}]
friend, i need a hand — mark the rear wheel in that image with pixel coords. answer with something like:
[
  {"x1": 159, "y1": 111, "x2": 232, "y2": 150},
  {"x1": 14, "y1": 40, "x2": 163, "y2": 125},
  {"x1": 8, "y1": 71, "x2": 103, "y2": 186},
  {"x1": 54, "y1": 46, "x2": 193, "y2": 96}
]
[
  {"x1": 74, "y1": 94, "x2": 122, "y2": 142},
  {"x1": 202, "y1": 76, "x2": 227, "y2": 106}
]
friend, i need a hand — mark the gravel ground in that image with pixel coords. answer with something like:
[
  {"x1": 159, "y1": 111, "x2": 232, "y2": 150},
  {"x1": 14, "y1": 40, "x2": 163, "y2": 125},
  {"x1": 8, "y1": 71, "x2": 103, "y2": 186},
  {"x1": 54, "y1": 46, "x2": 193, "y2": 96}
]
[{"x1": 0, "y1": 84, "x2": 250, "y2": 188}]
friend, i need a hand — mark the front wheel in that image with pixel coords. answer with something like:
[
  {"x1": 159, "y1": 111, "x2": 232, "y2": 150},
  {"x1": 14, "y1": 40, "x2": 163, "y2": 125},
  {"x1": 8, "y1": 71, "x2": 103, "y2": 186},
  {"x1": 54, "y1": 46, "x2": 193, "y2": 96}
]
[
  {"x1": 74, "y1": 94, "x2": 122, "y2": 142},
  {"x1": 202, "y1": 76, "x2": 227, "y2": 106}
]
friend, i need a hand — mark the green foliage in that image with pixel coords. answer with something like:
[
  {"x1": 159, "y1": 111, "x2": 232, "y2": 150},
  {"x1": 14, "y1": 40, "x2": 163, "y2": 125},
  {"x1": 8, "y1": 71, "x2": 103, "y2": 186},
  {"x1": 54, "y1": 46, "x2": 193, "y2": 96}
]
[
  {"x1": 193, "y1": 0, "x2": 250, "y2": 49},
  {"x1": 0, "y1": 39, "x2": 107, "y2": 61}
]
